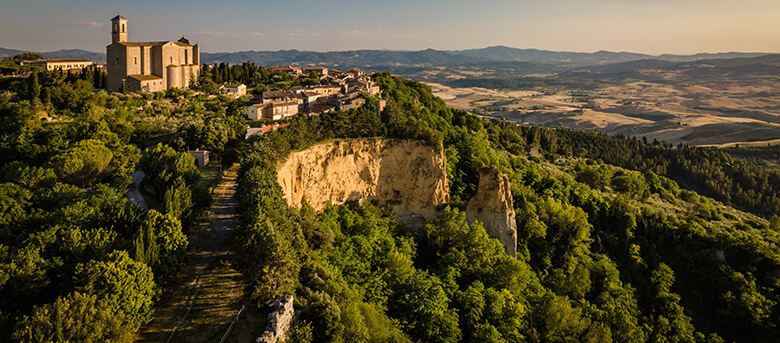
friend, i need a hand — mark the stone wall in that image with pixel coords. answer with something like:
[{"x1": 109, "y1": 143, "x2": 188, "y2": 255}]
[
  {"x1": 256, "y1": 295, "x2": 295, "y2": 343},
  {"x1": 277, "y1": 139, "x2": 449, "y2": 225},
  {"x1": 466, "y1": 166, "x2": 517, "y2": 257}
]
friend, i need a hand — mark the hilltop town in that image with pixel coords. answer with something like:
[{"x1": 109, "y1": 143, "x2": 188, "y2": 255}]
[{"x1": 3, "y1": 11, "x2": 780, "y2": 343}]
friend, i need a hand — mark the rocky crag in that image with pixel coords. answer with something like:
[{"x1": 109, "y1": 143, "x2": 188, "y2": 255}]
[
  {"x1": 277, "y1": 139, "x2": 450, "y2": 225},
  {"x1": 276, "y1": 139, "x2": 516, "y2": 255},
  {"x1": 466, "y1": 166, "x2": 517, "y2": 257}
]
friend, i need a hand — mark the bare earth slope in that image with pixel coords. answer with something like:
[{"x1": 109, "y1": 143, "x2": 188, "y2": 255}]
[{"x1": 277, "y1": 139, "x2": 450, "y2": 225}]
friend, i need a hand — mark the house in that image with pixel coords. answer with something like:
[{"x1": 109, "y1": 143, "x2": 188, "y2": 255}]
[
  {"x1": 268, "y1": 65, "x2": 302, "y2": 76},
  {"x1": 307, "y1": 85, "x2": 341, "y2": 97},
  {"x1": 303, "y1": 66, "x2": 328, "y2": 78},
  {"x1": 336, "y1": 95, "x2": 366, "y2": 111},
  {"x1": 188, "y1": 149, "x2": 210, "y2": 168},
  {"x1": 346, "y1": 69, "x2": 364, "y2": 77},
  {"x1": 106, "y1": 15, "x2": 200, "y2": 92},
  {"x1": 247, "y1": 101, "x2": 299, "y2": 120},
  {"x1": 345, "y1": 80, "x2": 380, "y2": 96},
  {"x1": 219, "y1": 83, "x2": 246, "y2": 97},
  {"x1": 262, "y1": 90, "x2": 298, "y2": 103},
  {"x1": 21, "y1": 59, "x2": 94, "y2": 71}
]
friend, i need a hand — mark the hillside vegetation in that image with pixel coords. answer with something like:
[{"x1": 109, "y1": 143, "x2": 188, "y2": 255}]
[
  {"x1": 0, "y1": 69, "x2": 247, "y2": 341},
  {"x1": 236, "y1": 73, "x2": 780, "y2": 343}
]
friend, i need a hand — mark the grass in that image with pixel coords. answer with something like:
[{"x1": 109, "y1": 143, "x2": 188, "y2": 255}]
[
  {"x1": 195, "y1": 162, "x2": 222, "y2": 191},
  {"x1": 133, "y1": 164, "x2": 267, "y2": 343},
  {"x1": 169, "y1": 260, "x2": 266, "y2": 343}
]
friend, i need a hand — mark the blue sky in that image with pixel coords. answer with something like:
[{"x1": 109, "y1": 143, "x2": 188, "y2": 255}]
[{"x1": 1, "y1": 0, "x2": 779, "y2": 54}]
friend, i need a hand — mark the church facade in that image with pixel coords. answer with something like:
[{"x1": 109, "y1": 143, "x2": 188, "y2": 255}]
[{"x1": 106, "y1": 15, "x2": 200, "y2": 92}]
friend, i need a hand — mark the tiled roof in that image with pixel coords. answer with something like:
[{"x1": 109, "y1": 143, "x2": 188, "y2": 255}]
[{"x1": 116, "y1": 41, "x2": 191, "y2": 47}]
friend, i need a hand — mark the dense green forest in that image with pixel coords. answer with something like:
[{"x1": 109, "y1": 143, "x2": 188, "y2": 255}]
[
  {"x1": 237, "y1": 73, "x2": 780, "y2": 343},
  {"x1": 1, "y1": 58, "x2": 780, "y2": 342},
  {"x1": 0, "y1": 63, "x2": 246, "y2": 341}
]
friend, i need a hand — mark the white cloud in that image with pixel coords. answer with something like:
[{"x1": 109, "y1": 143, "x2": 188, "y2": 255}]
[{"x1": 75, "y1": 21, "x2": 103, "y2": 28}]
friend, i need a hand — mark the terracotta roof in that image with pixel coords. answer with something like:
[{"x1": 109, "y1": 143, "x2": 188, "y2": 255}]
[
  {"x1": 116, "y1": 41, "x2": 191, "y2": 47},
  {"x1": 262, "y1": 90, "x2": 296, "y2": 98},
  {"x1": 261, "y1": 123, "x2": 289, "y2": 133}
]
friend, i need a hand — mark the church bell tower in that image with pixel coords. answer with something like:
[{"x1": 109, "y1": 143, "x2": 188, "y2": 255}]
[{"x1": 111, "y1": 15, "x2": 128, "y2": 43}]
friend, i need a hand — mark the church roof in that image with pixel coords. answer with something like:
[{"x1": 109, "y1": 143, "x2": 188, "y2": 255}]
[
  {"x1": 178, "y1": 36, "x2": 191, "y2": 45},
  {"x1": 115, "y1": 41, "x2": 191, "y2": 47},
  {"x1": 112, "y1": 15, "x2": 126, "y2": 20}
]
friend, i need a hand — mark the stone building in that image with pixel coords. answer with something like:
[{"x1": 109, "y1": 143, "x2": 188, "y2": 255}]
[
  {"x1": 218, "y1": 83, "x2": 247, "y2": 97},
  {"x1": 247, "y1": 101, "x2": 299, "y2": 120},
  {"x1": 106, "y1": 15, "x2": 200, "y2": 92},
  {"x1": 21, "y1": 59, "x2": 94, "y2": 71},
  {"x1": 187, "y1": 149, "x2": 210, "y2": 168}
]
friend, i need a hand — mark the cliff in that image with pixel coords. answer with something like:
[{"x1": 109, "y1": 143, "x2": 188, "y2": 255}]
[
  {"x1": 466, "y1": 166, "x2": 517, "y2": 257},
  {"x1": 277, "y1": 139, "x2": 449, "y2": 225}
]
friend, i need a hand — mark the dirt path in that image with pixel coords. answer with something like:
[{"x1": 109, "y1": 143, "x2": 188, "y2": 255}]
[
  {"x1": 126, "y1": 170, "x2": 148, "y2": 209},
  {"x1": 134, "y1": 165, "x2": 265, "y2": 343}
]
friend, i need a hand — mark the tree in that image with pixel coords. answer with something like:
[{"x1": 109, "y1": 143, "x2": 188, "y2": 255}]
[
  {"x1": 75, "y1": 250, "x2": 157, "y2": 331},
  {"x1": 50, "y1": 139, "x2": 114, "y2": 187},
  {"x1": 27, "y1": 72, "x2": 40, "y2": 100},
  {"x1": 133, "y1": 210, "x2": 188, "y2": 279},
  {"x1": 388, "y1": 270, "x2": 461, "y2": 343},
  {"x1": 13, "y1": 292, "x2": 126, "y2": 343},
  {"x1": 647, "y1": 263, "x2": 697, "y2": 343},
  {"x1": 139, "y1": 143, "x2": 200, "y2": 200},
  {"x1": 164, "y1": 177, "x2": 192, "y2": 220}
]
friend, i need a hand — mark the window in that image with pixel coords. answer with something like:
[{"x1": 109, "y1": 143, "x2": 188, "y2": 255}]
[
  {"x1": 122, "y1": 23, "x2": 125, "y2": 32},
  {"x1": 134, "y1": 57, "x2": 137, "y2": 65},
  {"x1": 184, "y1": 50, "x2": 188, "y2": 64},
  {"x1": 170, "y1": 57, "x2": 173, "y2": 64},
  {"x1": 115, "y1": 57, "x2": 119, "y2": 65}
]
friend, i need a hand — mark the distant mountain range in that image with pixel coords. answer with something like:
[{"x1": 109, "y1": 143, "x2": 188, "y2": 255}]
[
  {"x1": 0, "y1": 47, "x2": 105, "y2": 62},
  {"x1": 1, "y1": 45, "x2": 771, "y2": 68}
]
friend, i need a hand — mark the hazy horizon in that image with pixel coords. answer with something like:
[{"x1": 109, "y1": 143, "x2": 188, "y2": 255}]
[{"x1": 2, "y1": 0, "x2": 779, "y2": 55}]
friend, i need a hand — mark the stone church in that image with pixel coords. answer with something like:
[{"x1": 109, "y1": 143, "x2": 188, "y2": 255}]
[{"x1": 106, "y1": 15, "x2": 200, "y2": 92}]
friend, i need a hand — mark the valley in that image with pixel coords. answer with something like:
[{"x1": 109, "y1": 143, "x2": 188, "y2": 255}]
[{"x1": 428, "y1": 78, "x2": 780, "y2": 147}]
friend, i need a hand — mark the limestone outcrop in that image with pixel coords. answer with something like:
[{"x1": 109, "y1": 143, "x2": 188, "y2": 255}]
[
  {"x1": 256, "y1": 295, "x2": 295, "y2": 343},
  {"x1": 466, "y1": 166, "x2": 517, "y2": 257},
  {"x1": 277, "y1": 139, "x2": 449, "y2": 225}
]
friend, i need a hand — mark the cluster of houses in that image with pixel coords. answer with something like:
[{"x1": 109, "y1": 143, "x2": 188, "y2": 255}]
[{"x1": 247, "y1": 66, "x2": 383, "y2": 120}]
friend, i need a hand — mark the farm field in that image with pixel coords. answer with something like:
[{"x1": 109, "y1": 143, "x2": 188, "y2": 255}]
[{"x1": 428, "y1": 81, "x2": 780, "y2": 146}]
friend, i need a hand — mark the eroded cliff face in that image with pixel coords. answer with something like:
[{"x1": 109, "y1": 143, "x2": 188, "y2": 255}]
[
  {"x1": 466, "y1": 166, "x2": 518, "y2": 257},
  {"x1": 277, "y1": 139, "x2": 449, "y2": 224}
]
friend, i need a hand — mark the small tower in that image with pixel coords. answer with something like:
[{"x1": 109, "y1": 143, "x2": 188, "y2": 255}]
[{"x1": 111, "y1": 15, "x2": 127, "y2": 43}]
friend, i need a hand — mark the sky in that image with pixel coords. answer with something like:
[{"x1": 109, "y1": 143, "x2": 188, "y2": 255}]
[{"x1": 1, "y1": 0, "x2": 779, "y2": 55}]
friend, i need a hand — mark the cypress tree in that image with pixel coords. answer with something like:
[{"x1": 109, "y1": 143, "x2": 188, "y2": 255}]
[{"x1": 28, "y1": 72, "x2": 40, "y2": 100}]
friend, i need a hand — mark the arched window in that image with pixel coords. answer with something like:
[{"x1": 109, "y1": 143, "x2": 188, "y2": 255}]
[
  {"x1": 122, "y1": 23, "x2": 125, "y2": 32},
  {"x1": 115, "y1": 57, "x2": 119, "y2": 65},
  {"x1": 134, "y1": 57, "x2": 137, "y2": 65},
  {"x1": 170, "y1": 57, "x2": 173, "y2": 64}
]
